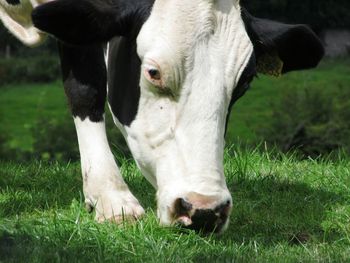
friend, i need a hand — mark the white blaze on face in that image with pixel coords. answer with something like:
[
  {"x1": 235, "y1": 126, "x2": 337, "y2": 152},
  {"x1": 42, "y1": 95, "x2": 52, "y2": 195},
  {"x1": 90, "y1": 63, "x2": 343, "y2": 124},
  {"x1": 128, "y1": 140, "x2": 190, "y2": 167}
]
[
  {"x1": 0, "y1": 0, "x2": 50, "y2": 46},
  {"x1": 126, "y1": 0, "x2": 254, "y2": 225}
]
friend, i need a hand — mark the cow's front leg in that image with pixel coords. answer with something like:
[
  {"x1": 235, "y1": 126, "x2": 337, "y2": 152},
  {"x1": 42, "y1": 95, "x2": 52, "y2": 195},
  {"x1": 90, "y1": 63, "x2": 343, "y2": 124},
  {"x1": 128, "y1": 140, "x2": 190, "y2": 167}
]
[
  {"x1": 74, "y1": 118, "x2": 144, "y2": 222},
  {"x1": 59, "y1": 43, "x2": 144, "y2": 222}
]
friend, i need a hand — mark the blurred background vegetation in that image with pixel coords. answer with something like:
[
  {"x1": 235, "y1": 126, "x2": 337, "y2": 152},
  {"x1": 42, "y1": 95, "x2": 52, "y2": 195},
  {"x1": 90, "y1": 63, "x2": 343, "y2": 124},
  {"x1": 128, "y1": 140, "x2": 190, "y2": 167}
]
[
  {"x1": 0, "y1": 0, "x2": 349, "y2": 162},
  {"x1": 243, "y1": 0, "x2": 350, "y2": 31}
]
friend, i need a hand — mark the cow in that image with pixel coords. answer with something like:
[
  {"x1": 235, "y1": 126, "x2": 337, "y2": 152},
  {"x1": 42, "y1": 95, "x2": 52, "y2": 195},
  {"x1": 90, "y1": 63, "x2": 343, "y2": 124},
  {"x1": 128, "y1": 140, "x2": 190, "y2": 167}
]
[{"x1": 0, "y1": 0, "x2": 324, "y2": 233}]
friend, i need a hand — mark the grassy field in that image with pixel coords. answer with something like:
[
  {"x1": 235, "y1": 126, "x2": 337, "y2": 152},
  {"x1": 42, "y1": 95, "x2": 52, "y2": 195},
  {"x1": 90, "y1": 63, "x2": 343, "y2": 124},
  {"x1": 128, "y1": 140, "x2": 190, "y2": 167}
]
[
  {"x1": 0, "y1": 150, "x2": 349, "y2": 262},
  {"x1": 227, "y1": 58, "x2": 350, "y2": 142},
  {"x1": 0, "y1": 59, "x2": 350, "y2": 261},
  {"x1": 0, "y1": 81, "x2": 68, "y2": 150},
  {"x1": 1, "y1": 58, "x2": 349, "y2": 151}
]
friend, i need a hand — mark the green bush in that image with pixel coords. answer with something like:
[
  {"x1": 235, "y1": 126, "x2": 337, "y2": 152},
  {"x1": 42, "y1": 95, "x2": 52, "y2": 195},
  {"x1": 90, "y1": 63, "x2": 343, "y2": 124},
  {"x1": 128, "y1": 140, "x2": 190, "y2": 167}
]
[
  {"x1": 261, "y1": 85, "x2": 350, "y2": 158},
  {"x1": 29, "y1": 113, "x2": 130, "y2": 163},
  {"x1": 31, "y1": 116, "x2": 79, "y2": 162},
  {"x1": 0, "y1": 131, "x2": 11, "y2": 160},
  {"x1": 0, "y1": 55, "x2": 60, "y2": 86},
  {"x1": 0, "y1": 131, "x2": 31, "y2": 161}
]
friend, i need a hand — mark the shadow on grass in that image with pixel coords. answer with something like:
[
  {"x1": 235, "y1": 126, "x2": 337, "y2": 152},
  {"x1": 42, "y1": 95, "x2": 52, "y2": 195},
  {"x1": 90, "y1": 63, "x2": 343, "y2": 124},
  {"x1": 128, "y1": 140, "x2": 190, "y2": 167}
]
[
  {"x1": 220, "y1": 177, "x2": 346, "y2": 246},
  {"x1": 0, "y1": 162, "x2": 346, "y2": 258},
  {"x1": 0, "y1": 162, "x2": 156, "y2": 217},
  {"x1": 0, "y1": 163, "x2": 82, "y2": 217},
  {"x1": 0, "y1": 231, "x2": 106, "y2": 262}
]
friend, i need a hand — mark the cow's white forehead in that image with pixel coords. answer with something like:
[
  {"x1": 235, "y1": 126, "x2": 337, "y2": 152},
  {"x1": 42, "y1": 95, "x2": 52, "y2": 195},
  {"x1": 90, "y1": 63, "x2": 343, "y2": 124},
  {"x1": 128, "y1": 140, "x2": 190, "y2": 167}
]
[
  {"x1": 137, "y1": 0, "x2": 251, "y2": 93},
  {"x1": 138, "y1": 0, "x2": 215, "y2": 58},
  {"x1": 141, "y1": 0, "x2": 240, "y2": 48}
]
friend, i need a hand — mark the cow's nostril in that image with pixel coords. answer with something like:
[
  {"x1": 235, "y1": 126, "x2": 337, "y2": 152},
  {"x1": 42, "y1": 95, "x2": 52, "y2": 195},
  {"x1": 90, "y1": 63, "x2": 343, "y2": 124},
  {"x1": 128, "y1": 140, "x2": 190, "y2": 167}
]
[
  {"x1": 188, "y1": 209, "x2": 219, "y2": 233},
  {"x1": 174, "y1": 198, "x2": 193, "y2": 215},
  {"x1": 173, "y1": 198, "x2": 231, "y2": 234},
  {"x1": 148, "y1": 68, "x2": 161, "y2": 80}
]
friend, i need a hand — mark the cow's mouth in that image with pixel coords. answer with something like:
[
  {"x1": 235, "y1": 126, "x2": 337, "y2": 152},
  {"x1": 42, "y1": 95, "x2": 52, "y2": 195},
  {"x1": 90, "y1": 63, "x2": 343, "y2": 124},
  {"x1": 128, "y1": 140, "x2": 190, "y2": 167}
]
[{"x1": 172, "y1": 194, "x2": 232, "y2": 234}]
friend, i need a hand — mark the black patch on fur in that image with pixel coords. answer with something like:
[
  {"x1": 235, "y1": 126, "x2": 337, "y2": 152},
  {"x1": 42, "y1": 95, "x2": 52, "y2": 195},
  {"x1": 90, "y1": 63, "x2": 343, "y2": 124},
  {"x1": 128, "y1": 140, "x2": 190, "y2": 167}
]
[
  {"x1": 106, "y1": 1, "x2": 153, "y2": 126},
  {"x1": 32, "y1": 0, "x2": 153, "y2": 125},
  {"x1": 32, "y1": 0, "x2": 154, "y2": 45},
  {"x1": 58, "y1": 43, "x2": 107, "y2": 122},
  {"x1": 225, "y1": 53, "x2": 257, "y2": 134},
  {"x1": 241, "y1": 8, "x2": 324, "y2": 73},
  {"x1": 231, "y1": 53, "x2": 257, "y2": 106},
  {"x1": 5, "y1": 0, "x2": 20, "y2": 5},
  {"x1": 108, "y1": 37, "x2": 141, "y2": 126}
]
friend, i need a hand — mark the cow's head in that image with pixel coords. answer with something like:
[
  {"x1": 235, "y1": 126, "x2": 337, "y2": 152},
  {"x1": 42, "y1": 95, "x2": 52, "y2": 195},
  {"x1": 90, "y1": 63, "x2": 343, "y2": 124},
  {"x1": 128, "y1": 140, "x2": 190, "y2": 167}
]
[{"x1": 32, "y1": 0, "x2": 324, "y2": 233}]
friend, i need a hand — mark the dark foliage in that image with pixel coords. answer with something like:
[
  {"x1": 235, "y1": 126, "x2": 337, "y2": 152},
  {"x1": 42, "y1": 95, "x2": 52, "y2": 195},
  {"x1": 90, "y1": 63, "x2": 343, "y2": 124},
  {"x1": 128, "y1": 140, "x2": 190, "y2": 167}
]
[
  {"x1": 0, "y1": 131, "x2": 31, "y2": 162},
  {"x1": 31, "y1": 116, "x2": 79, "y2": 161},
  {"x1": 0, "y1": 29, "x2": 57, "y2": 57},
  {"x1": 261, "y1": 85, "x2": 350, "y2": 158},
  {"x1": 0, "y1": 132, "x2": 12, "y2": 160},
  {"x1": 0, "y1": 55, "x2": 60, "y2": 86},
  {"x1": 242, "y1": 0, "x2": 350, "y2": 31}
]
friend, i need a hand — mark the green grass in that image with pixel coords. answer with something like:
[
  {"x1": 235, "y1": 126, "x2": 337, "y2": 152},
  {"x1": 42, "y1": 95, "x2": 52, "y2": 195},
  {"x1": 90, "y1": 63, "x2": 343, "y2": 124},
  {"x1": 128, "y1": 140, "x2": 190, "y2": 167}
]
[
  {"x1": 1, "y1": 58, "x2": 349, "y2": 151},
  {"x1": 0, "y1": 81, "x2": 69, "y2": 150},
  {"x1": 227, "y1": 58, "x2": 350, "y2": 142},
  {"x1": 0, "y1": 58, "x2": 349, "y2": 261},
  {"x1": 0, "y1": 149, "x2": 349, "y2": 262}
]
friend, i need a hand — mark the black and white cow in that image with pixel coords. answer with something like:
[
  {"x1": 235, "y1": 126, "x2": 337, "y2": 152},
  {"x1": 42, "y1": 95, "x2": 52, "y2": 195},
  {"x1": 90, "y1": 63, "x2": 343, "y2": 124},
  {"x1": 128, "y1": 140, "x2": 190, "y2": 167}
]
[{"x1": 1, "y1": 0, "x2": 324, "y2": 233}]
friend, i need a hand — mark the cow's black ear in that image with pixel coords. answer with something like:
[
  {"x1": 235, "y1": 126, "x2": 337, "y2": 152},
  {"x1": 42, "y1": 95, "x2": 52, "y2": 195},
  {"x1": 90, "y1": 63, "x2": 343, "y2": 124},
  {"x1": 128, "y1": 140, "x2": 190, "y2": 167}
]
[
  {"x1": 242, "y1": 9, "x2": 325, "y2": 75},
  {"x1": 32, "y1": 0, "x2": 151, "y2": 45}
]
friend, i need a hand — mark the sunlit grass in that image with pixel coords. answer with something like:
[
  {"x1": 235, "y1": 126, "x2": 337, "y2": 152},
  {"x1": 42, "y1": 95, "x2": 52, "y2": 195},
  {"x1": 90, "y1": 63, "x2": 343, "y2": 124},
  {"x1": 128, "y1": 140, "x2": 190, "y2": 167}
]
[
  {"x1": 1, "y1": 148, "x2": 349, "y2": 262},
  {"x1": 1, "y1": 58, "x2": 350, "y2": 261}
]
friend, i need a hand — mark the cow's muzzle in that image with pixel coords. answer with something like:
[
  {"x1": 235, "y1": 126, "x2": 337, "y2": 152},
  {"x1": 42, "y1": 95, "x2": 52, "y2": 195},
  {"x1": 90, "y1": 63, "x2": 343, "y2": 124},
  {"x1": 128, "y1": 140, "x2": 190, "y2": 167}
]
[{"x1": 172, "y1": 192, "x2": 232, "y2": 234}]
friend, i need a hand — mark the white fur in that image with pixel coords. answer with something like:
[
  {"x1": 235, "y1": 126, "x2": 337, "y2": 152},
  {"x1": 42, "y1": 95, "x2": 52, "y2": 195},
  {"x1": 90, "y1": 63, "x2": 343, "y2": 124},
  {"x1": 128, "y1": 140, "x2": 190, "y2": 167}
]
[
  {"x1": 0, "y1": 0, "x2": 49, "y2": 46},
  {"x1": 74, "y1": 117, "x2": 144, "y2": 222},
  {"x1": 127, "y1": 0, "x2": 253, "y2": 225}
]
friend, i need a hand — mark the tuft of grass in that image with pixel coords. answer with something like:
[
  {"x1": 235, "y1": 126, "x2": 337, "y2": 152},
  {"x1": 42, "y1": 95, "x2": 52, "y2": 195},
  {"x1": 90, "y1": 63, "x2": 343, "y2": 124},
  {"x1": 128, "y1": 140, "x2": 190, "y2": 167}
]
[{"x1": 0, "y1": 148, "x2": 349, "y2": 262}]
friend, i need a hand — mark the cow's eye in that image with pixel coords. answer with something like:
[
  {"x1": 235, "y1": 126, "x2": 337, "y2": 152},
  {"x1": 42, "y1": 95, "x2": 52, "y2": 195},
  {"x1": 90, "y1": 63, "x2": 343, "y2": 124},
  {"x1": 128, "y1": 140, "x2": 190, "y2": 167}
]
[
  {"x1": 143, "y1": 62, "x2": 164, "y2": 88},
  {"x1": 148, "y1": 69, "x2": 161, "y2": 80}
]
